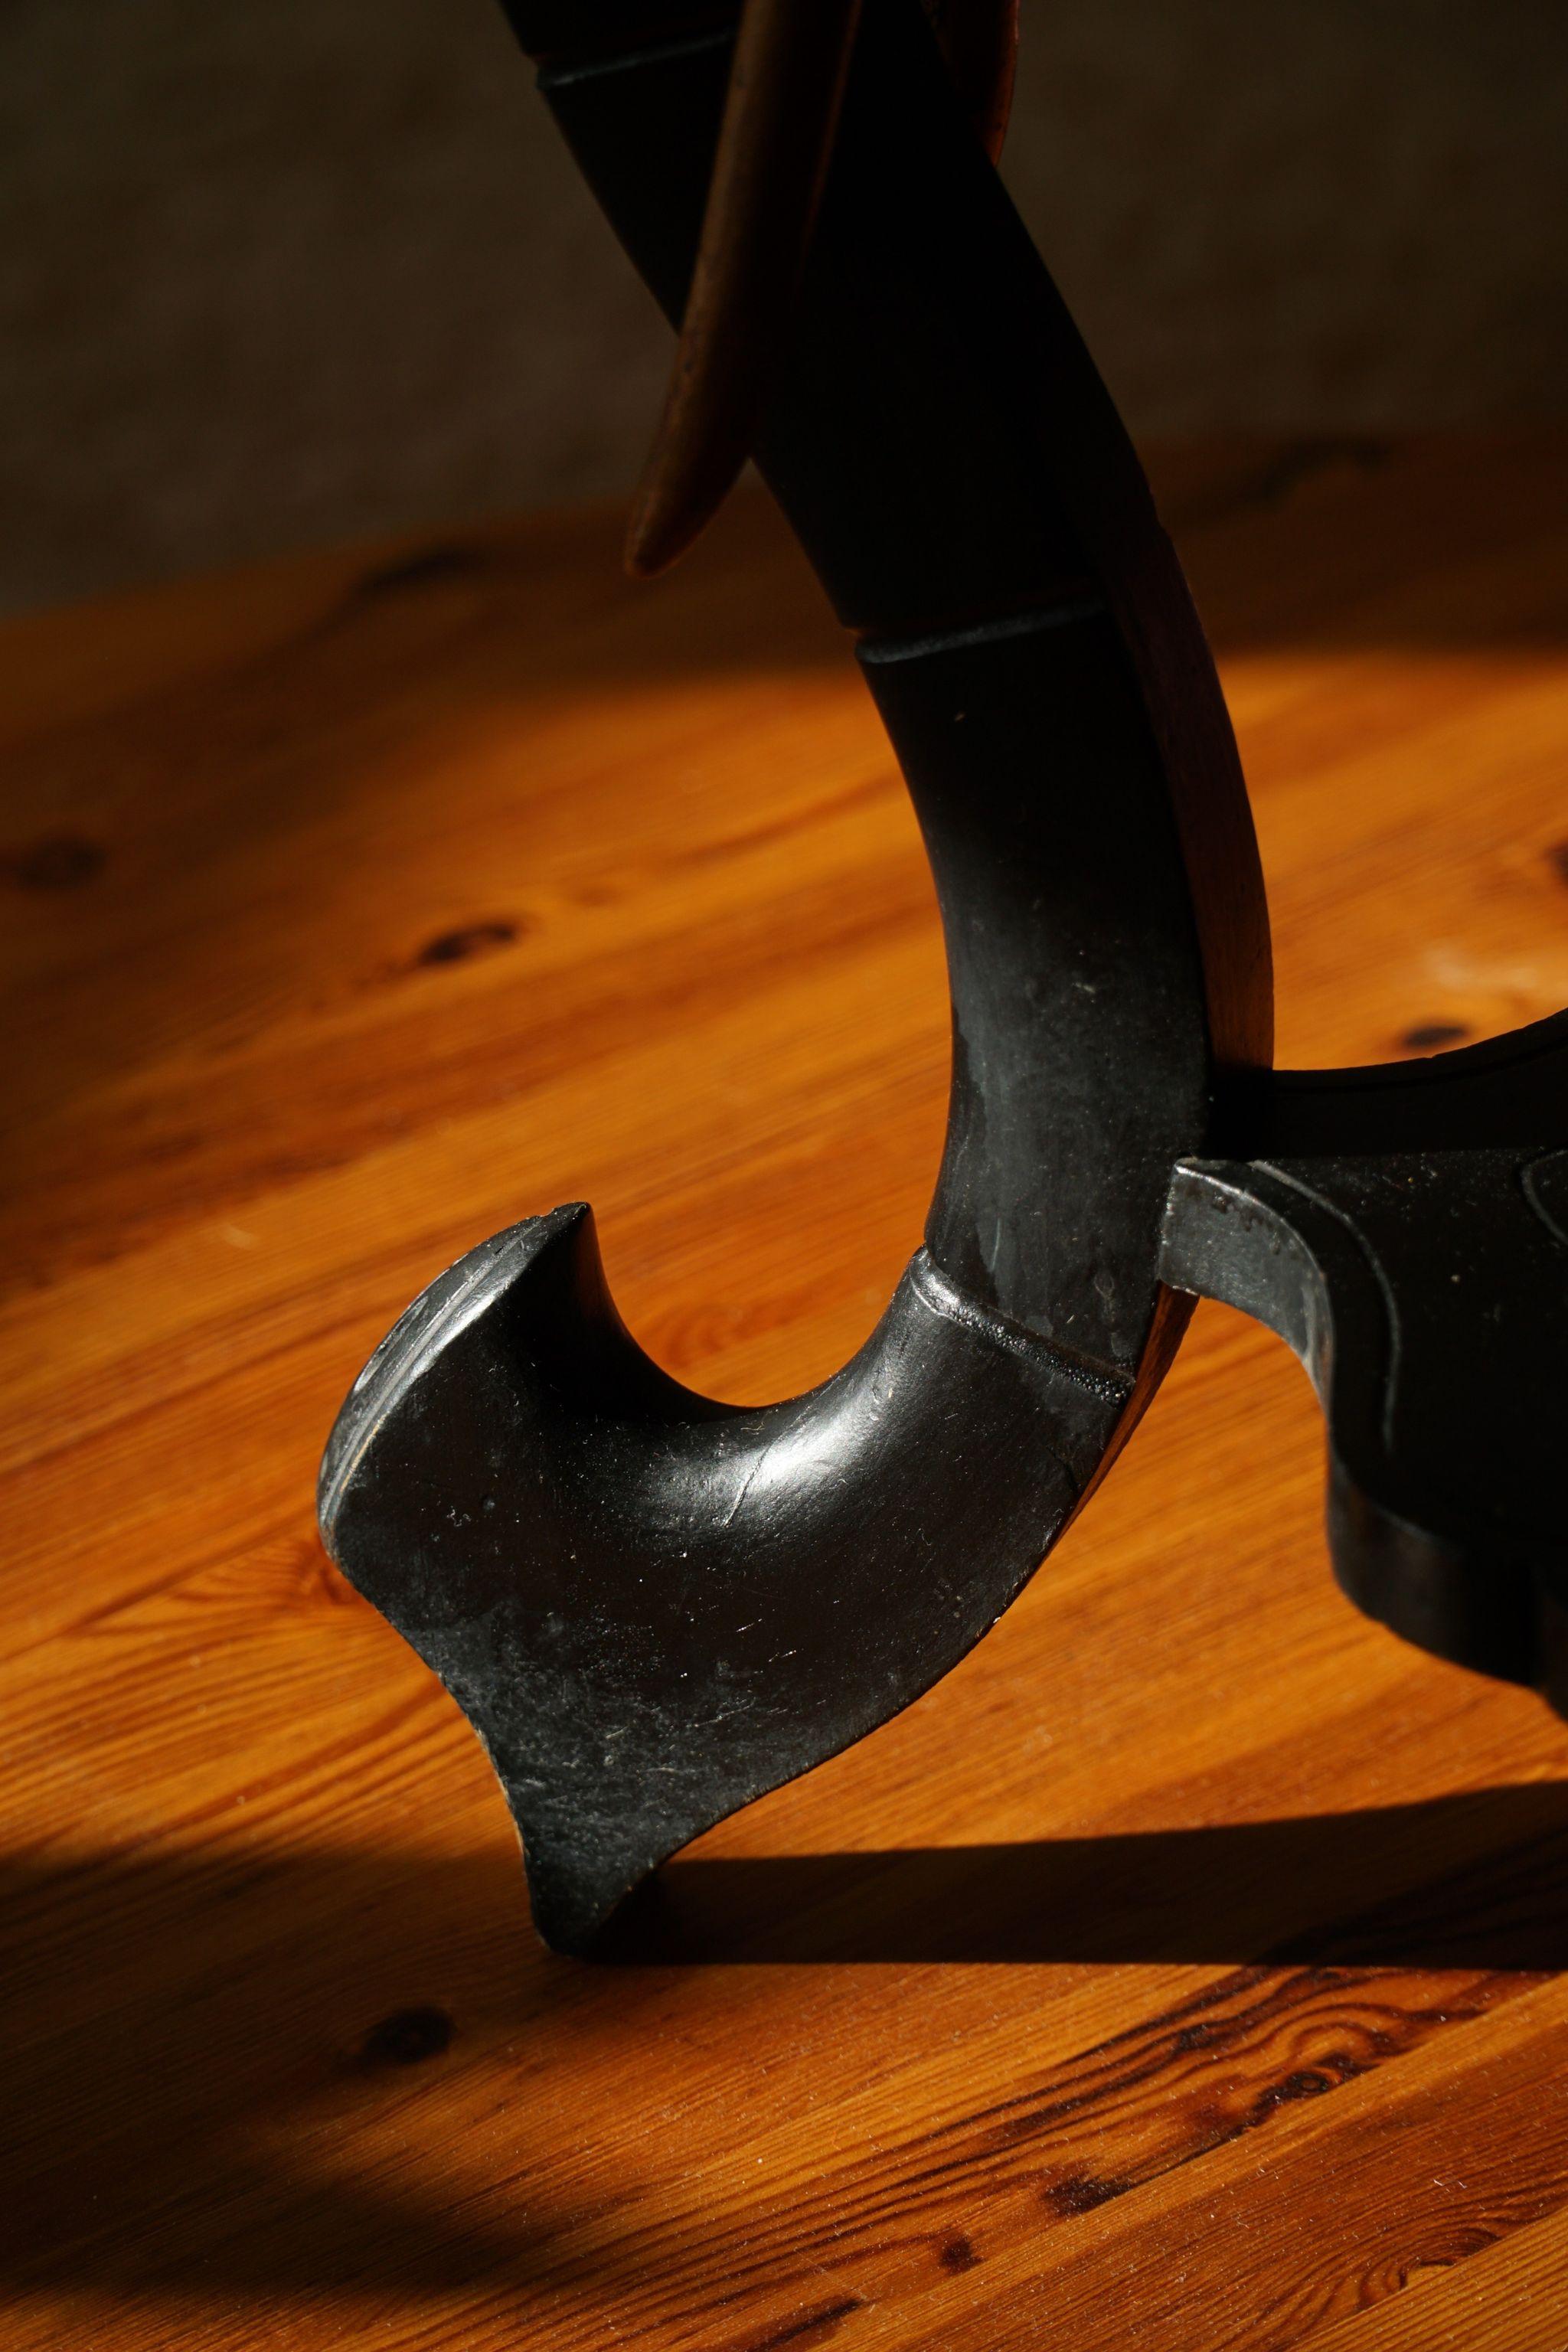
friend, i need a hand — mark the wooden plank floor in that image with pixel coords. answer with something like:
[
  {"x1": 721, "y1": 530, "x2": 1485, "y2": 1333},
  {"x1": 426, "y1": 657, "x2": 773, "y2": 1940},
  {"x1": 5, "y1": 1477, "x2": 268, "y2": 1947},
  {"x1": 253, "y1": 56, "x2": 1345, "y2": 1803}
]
[{"x1": 4, "y1": 437, "x2": 1568, "y2": 2351}]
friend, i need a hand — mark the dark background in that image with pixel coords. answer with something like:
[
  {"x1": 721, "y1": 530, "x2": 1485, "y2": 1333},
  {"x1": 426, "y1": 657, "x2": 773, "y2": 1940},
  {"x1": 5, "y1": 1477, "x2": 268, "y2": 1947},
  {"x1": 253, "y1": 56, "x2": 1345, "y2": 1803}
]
[{"x1": 3, "y1": 0, "x2": 1566, "y2": 615}]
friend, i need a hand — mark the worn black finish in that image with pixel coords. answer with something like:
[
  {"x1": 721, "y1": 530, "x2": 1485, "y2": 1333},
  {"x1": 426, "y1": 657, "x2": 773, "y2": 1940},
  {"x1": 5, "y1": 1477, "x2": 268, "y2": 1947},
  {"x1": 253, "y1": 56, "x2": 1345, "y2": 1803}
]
[
  {"x1": 1164, "y1": 1014, "x2": 1568, "y2": 1702},
  {"x1": 322, "y1": 1214, "x2": 1122, "y2": 1952},
  {"x1": 860, "y1": 605, "x2": 1210, "y2": 1354}
]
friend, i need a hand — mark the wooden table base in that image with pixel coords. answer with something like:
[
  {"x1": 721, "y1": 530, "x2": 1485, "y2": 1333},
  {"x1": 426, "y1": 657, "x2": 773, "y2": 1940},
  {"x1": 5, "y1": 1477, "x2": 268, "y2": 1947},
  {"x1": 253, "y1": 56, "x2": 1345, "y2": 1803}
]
[{"x1": 4, "y1": 438, "x2": 1568, "y2": 2350}]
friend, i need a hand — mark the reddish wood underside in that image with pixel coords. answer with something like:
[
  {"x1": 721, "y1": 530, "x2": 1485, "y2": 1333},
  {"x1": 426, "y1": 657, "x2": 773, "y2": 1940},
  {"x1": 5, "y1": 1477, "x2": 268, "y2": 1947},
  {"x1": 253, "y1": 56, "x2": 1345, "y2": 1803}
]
[{"x1": 3, "y1": 438, "x2": 1568, "y2": 2350}]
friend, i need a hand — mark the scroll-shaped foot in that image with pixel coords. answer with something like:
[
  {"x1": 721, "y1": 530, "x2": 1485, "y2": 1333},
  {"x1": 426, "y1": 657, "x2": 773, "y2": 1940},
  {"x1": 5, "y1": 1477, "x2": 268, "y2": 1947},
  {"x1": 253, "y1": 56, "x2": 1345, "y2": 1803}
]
[
  {"x1": 320, "y1": 1205, "x2": 1131, "y2": 1951},
  {"x1": 1162, "y1": 1011, "x2": 1568, "y2": 1705}
]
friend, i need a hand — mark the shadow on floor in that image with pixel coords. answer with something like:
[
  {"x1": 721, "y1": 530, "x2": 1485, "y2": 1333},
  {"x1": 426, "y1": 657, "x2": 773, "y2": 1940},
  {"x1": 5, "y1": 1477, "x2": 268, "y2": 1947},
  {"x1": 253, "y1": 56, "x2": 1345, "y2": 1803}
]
[
  {"x1": 603, "y1": 1781, "x2": 1568, "y2": 1968},
  {"x1": 5, "y1": 1781, "x2": 1568, "y2": 2298}
]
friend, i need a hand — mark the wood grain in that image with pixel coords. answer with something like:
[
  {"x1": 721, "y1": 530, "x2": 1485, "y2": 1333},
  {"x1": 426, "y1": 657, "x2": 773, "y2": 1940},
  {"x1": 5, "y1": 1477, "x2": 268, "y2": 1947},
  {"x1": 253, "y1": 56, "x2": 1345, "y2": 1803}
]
[{"x1": 3, "y1": 436, "x2": 1568, "y2": 2350}]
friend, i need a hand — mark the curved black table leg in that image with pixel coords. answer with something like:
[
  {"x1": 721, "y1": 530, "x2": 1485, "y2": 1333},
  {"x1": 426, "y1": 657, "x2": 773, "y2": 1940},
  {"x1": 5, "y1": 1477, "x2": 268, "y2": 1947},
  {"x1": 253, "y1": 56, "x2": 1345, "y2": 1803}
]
[
  {"x1": 319, "y1": 0, "x2": 1568, "y2": 1954},
  {"x1": 318, "y1": 0, "x2": 1269, "y2": 1952}
]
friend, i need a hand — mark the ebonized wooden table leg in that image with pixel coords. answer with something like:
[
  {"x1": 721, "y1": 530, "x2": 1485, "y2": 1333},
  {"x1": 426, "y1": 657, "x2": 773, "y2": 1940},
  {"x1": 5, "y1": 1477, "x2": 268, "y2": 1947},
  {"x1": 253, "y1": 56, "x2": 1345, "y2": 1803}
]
[{"x1": 319, "y1": 0, "x2": 1566, "y2": 1951}]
